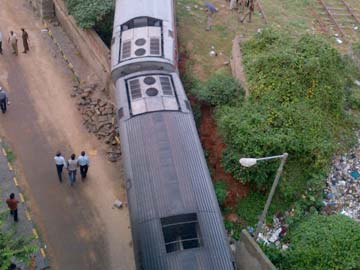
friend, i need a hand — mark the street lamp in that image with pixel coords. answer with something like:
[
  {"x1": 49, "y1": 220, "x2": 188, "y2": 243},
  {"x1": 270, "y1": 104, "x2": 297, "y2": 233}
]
[{"x1": 239, "y1": 153, "x2": 288, "y2": 239}]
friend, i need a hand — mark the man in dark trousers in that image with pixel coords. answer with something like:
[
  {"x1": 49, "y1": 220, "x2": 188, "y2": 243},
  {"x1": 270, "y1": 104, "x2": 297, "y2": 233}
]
[
  {"x1": 0, "y1": 30, "x2": 3, "y2": 54},
  {"x1": 0, "y1": 86, "x2": 9, "y2": 113},
  {"x1": 78, "y1": 151, "x2": 90, "y2": 179},
  {"x1": 21, "y1": 28, "x2": 29, "y2": 53},
  {"x1": 240, "y1": 0, "x2": 255, "y2": 23},
  {"x1": 6, "y1": 193, "x2": 19, "y2": 222},
  {"x1": 54, "y1": 151, "x2": 67, "y2": 182}
]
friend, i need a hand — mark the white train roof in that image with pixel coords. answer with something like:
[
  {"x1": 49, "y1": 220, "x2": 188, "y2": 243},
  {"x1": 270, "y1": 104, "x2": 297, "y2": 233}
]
[{"x1": 114, "y1": 0, "x2": 175, "y2": 27}]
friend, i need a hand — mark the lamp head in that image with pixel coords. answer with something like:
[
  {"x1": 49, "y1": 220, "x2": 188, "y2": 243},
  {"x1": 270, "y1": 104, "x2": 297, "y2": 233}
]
[{"x1": 239, "y1": 158, "x2": 257, "y2": 167}]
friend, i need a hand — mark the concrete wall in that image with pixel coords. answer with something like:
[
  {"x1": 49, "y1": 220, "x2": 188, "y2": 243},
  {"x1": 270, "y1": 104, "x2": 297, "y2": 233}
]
[
  {"x1": 235, "y1": 230, "x2": 275, "y2": 270},
  {"x1": 28, "y1": 0, "x2": 54, "y2": 19},
  {"x1": 52, "y1": 0, "x2": 111, "y2": 87}
]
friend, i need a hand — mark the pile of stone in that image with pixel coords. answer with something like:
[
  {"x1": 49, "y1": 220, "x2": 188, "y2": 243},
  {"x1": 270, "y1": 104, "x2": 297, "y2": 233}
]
[
  {"x1": 71, "y1": 83, "x2": 121, "y2": 162},
  {"x1": 323, "y1": 147, "x2": 360, "y2": 221}
]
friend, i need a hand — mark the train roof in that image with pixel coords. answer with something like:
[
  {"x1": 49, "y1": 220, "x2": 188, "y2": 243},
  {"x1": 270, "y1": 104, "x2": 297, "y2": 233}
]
[
  {"x1": 121, "y1": 111, "x2": 234, "y2": 269},
  {"x1": 114, "y1": 0, "x2": 175, "y2": 28}
]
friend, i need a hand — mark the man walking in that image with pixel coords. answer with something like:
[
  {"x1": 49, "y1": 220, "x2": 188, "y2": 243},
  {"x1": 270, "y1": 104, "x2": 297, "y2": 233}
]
[
  {"x1": 21, "y1": 28, "x2": 29, "y2": 53},
  {"x1": 54, "y1": 151, "x2": 67, "y2": 182},
  {"x1": 6, "y1": 193, "x2": 19, "y2": 222},
  {"x1": 67, "y1": 153, "x2": 78, "y2": 186},
  {"x1": 8, "y1": 31, "x2": 18, "y2": 55},
  {"x1": 0, "y1": 30, "x2": 3, "y2": 54},
  {"x1": 78, "y1": 151, "x2": 90, "y2": 180},
  {"x1": 0, "y1": 86, "x2": 9, "y2": 114}
]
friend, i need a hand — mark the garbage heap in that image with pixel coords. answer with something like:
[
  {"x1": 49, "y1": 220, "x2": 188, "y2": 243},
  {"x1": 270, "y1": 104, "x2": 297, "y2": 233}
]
[{"x1": 323, "y1": 148, "x2": 360, "y2": 222}]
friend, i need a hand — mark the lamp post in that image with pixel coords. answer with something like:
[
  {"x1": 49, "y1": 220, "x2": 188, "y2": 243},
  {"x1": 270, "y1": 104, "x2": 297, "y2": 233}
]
[{"x1": 239, "y1": 153, "x2": 288, "y2": 239}]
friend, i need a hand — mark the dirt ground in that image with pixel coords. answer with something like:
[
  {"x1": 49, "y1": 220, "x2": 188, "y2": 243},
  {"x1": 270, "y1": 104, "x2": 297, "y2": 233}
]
[
  {"x1": 199, "y1": 105, "x2": 250, "y2": 207},
  {"x1": 0, "y1": 1, "x2": 134, "y2": 269}
]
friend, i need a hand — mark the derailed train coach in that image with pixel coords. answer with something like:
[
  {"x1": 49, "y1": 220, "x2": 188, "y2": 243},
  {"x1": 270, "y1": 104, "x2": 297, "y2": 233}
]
[
  {"x1": 111, "y1": 0, "x2": 236, "y2": 269},
  {"x1": 111, "y1": 0, "x2": 177, "y2": 79}
]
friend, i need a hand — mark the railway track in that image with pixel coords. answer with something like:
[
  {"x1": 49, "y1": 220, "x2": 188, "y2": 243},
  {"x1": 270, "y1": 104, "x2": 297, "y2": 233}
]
[{"x1": 317, "y1": 0, "x2": 360, "y2": 40}]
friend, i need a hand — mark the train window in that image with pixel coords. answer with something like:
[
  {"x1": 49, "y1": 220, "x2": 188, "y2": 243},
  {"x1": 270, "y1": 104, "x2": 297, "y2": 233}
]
[
  {"x1": 121, "y1": 17, "x2": 162, "y2": 31},
  {"x1": 161, "y1": 213, "x2": 201, "y2": 253},
  {"x1": 134, "y1": 17, "x2": 148, "y2": 28}
]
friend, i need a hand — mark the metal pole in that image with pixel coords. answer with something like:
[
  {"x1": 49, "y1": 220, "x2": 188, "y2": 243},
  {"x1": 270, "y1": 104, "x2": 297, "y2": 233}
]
[{"x1": 254, "y1": 153, "x2": 288, "y2": 239}]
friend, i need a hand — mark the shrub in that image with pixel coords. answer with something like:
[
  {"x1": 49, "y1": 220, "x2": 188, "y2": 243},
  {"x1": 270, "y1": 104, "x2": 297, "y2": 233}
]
[
  {"x1": 215, "y1": 28, "x2": 358, "y2": 200},
  {"x1": 214, "y1": 181, "x2": 228, "y2": 206},
  {"x1": 280, "y1": 214, "x2": 360, "y2": 270},
  {"x1": 216, "y1": 101, "x2": 337, "y2": 189},
  {"x1": 236, "y1": 192, "x2": 289, "y2": 228},
  {"x1": 0, "y1": 212, "x2": 38, "y2": 268},
  {"x1": 65, "y1": 0, "x2": 114, "y2": 29},
  {"x1": 192, "y1": 72, "x2": 244, "y2": 106}
]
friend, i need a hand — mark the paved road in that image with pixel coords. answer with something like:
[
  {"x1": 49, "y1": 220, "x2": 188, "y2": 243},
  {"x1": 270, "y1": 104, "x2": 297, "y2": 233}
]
[{"x1": 0, "y1": 1, "x2": 134, "y2": 269}]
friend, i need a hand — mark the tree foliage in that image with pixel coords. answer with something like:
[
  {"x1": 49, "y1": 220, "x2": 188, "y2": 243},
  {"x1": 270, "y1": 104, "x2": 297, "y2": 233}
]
[
  {"x1": 280, "y1": 214, "x2": 360, "y2": 270},
  {"x1": 0, "y1": 213, "x2": 38, "y2": 269},
  {"x1": 65, "y1": 0, "x2": 114, "y2": 29},
  {"x1": 191, "y1": 71, "x2": 244, "y2": 106},
  {"x1": 214, "y1": 181, "x2": 228, "y2": 206},
  {"x1": 215, "y1": 29, "x2": 359, "y2": 199}
]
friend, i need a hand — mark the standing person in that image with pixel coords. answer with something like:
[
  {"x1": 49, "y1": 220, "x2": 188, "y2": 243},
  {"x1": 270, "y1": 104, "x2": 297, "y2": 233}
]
[
  {"x1": 6, "y1": 193, "x2": 19, "y2": 222},
  {"x1": 54, "y1": 151, "x2": 67, "y2": 182},
  {"x1": 21, "y1": 28, "x2": 29, "y2": 53},
  {"x1": 0, "y1": 86, "x2": 9, "y2": 114},
  {"x1": 7, "y1": 31, "x2": 18, "y2": 55},
  {"x1": 0, "y1": 30, "x2": 3, "y2": 54},
  {"x1": 78, "y1": 151, "x2": 90, "y2": 180},
  {"x1": 67, "y1": 153, "x2": 78, "y2": 186},
  {"x1": 240, "y1": 0, "x2": 254, "y2": 23}
]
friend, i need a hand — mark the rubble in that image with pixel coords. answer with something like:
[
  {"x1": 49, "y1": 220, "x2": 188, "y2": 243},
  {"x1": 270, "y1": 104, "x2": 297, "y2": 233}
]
[
  {"x1": 71, "y1": 82, "x2": 122, "y2": 162},
  {"x1": 323, "y1": 144, "x2": 360, "y2": 222}
]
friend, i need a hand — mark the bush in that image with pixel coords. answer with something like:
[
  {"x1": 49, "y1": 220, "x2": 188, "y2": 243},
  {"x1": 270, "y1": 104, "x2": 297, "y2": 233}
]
[
  {"x1": 236, "y1": 192, "x2": 289, "y2": 228},
  {"x1": 216, "y1": 101, "x2": 337, "y2": 190},
  {"x1": 0, "y1": 212, "x2": 38, "y2": 268},
  {"x1": 214, "y1": 181, "x2": 228, "y2": 206},
  {"x1": 191, "y1": 72, "x2": 244, "y2": 106},
  {"x1": 215, "y1": 28, "x2": 358, "y2": 201},
  {"x1": 65, "y1": 0, "x2": 114, "y2": 29},
  {"x1": 280, "y1": 214, "x2": 360, "y2": 270}
]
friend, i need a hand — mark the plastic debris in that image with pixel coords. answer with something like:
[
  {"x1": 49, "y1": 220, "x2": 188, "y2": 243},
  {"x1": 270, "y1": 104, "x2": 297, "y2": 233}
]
[
  {"x1": 336, "y1": 38, "x2": 343, "y2": 44},
  {"x1": 323, "y1": 140, "x2": 360, "y2": 222},
  {"x1": 114, "y1": 200, "x2": 123, "y2": 209}
]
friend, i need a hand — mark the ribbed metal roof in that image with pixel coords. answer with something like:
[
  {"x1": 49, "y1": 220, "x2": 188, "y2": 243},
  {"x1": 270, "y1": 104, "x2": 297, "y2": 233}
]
[{"x1": 122, "y1": 111, "x2": 234, "y2": 269}]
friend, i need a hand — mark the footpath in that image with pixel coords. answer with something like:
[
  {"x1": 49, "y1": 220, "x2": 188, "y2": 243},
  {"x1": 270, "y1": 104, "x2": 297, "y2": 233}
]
[{"x1": 0, "y1": 139, "x2": 48, "y2": 270}]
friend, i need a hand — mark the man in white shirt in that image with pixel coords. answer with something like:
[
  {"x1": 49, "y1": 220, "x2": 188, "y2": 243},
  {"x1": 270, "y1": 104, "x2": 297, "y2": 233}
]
[
  {"x1": 54, "y1": 151, "x2": 67, "y2": 182},
  {"x1": 0, "y1": 31, "x2": 3, "y2": 54},
  {"x1": 8, "y1": 31, "x2": 18, "y2": 55},
  {"x1": 78, "y1": 151, "x2": 90, "y2": 179}
]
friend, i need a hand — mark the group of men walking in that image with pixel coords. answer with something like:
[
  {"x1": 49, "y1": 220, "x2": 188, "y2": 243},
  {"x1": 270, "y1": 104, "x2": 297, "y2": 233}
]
[
  {"x1": 0, "y1": 29, "x2": 30, "y2": 56},
  {"x1": 54, "y1": 151, "x2": 90, "y2": 186}
]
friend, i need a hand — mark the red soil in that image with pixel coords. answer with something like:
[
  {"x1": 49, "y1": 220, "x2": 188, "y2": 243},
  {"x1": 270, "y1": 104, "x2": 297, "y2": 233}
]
[
  {"x1": 199, "y1": 104, "x2": 250, "y2": 208},
  {"x1": 179, "y1": 48, "x2": 249, "y2": 209}
]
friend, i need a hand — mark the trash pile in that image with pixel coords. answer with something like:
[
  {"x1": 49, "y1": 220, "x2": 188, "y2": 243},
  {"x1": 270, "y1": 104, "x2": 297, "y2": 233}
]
[
  {"x1": 323, "y1": 147, "x2": 360, "y2": 222},
  {"x1": 256, "y1": 216, "x2": 289, "y2": 250},
  {"x1": 71, "y1": 82, "x2": 121, "y2": 162}
]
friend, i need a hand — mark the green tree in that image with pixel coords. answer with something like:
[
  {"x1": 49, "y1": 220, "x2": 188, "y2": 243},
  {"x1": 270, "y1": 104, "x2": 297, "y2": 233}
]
[
  {"x1": 215, "y1": 28, "x2": 359, "y2": 199},
  {"x1": 65, "y1": 0, "x2": 114, "y2": 29},
  {"x1": 281, "y1": 214, "x2": 360, "y2": 270},
  {"x1": 0, "y1": 212, "x2": 38, "y2": 269}
]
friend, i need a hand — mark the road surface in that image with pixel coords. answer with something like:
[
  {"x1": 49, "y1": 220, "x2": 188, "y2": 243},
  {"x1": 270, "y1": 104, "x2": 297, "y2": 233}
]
[{"x1": 0, "y1": 1, "x2": 135, "y2": 269}]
